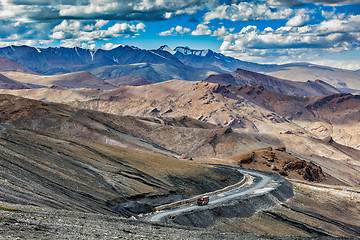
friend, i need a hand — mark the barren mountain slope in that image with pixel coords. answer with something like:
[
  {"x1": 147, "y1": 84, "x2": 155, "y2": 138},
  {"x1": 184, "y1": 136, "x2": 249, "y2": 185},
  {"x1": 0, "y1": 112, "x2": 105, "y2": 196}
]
[
  {"x1": 0, "y1": 56, "x2": 34, "y2": 73},
  {"x1": 0, "y1": 46, "x2": 218, "y2": 84},
  {"x1": 0, "y1": 71, "x2": 115, "y2": 89},
  {"x1": 263, "y1": 63, "x2": 360, "y2": 92},
  {"x1": 213, "y1": 180, "x2": 360, "y2": 238},
  {"x1": 0, "y1": 73, "x2": 43, "y2": 89},
  {"x1": 0, "y1": 81, "x2": 359, "y2": 186},
  {"x1": 0, "y1": 125, "x2": 241, "y2": 217},
  {"x1": 0, "y1": 86, "x2": 101, "y2": 102},
  {"x1": 63, "y1": 81, "x2": 360, "y2": 186},
  {"x1": 106, "y1": 75, "x2": 153, "y2": 86},
  {"x1": 234, "y1": 85, "x2": 360, "y2": 150},
  {"x1": 205, "y1": 68, "x2": 340, "y2": 96},
  {"x1": 90, "y1": 62, "x2": 218, "y2": 84},
  {"x1": 0, "y1": 94, "x2": 282, "y2": 159},
  {"x1": 73, "y1": 80, "x2": 309, "y2": 134},
  {"x1": 0, "y1": 45, "x2": 184, "y2": 74},
  {"x1": 0, "y1": 92, "x2": 360, "y2": 238}
]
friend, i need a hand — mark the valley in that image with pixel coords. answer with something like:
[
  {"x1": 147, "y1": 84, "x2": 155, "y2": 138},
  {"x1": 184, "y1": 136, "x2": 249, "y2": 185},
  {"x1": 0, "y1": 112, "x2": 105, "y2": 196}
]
[{"x1": 0, "y1": 45, "x2": 359, "y2": 239}]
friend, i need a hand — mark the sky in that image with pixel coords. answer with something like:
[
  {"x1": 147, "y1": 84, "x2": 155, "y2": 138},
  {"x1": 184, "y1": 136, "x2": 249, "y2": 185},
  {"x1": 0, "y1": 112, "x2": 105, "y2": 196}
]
[{"x1": 0, "y1": 0, "x2": 359, "y2": 70}]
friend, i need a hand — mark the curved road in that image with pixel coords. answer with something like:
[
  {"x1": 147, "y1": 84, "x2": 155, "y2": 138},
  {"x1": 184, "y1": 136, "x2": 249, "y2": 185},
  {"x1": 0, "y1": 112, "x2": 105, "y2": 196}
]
[{"x1": 146, "y1": 167, "x2": 279, "y2": 223}]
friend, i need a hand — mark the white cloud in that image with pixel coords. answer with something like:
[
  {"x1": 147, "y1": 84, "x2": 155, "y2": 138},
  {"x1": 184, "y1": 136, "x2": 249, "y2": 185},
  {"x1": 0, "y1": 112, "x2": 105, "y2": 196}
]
[
  {"x1": 50, "y1": 20, "x2": 146, "y2": 41},
  {"x1": 204, "y1": 2, "x2": 294, "y2": 23},
  {"x1": 263, "y1": 27, "x2": 274, "y2": 32},
  {"x1": 158, "y1": 30, "x2": 173, "y2": 36},
  {"x1": 212, "y1": 26, "x2": 229, "y2": 37},
  {"x1": 309, "y1": 58, "x2": 360, "y2": 70},
  {"x1": 59, "y1": 40, "x2": 96, "y2": 50},
  {"x1": 159, "y1": 25, "x2": 190, "y2": 36},
  {"x1": 0, "y1": 39, "x2": 52, "y2": 48},
  {"x1": 286, "y1": 9, "x2": 312, "y2": 27},
  {"x1": 191, "y1": 24, "x2": 212, "y2": 36},
  {"x1": 0, "y1": 0, "x2": 211, "y2": 21},
  {"x1": 218, "y1": 14, "x2": 360, "y2": 69},
  {"x1": 50, "y1": 31, "x2": 65, "y2": 40},
  {"x1": 95, "y1": 20, "x2": 109, "y2": 28},
  {"x1": 175, "y1": 25, "x2": 191, "y2": 34}
]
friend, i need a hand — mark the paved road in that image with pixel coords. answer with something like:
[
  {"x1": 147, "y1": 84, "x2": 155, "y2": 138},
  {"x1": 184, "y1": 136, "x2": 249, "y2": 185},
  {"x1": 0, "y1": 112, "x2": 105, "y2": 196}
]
[{"x1": 146, "y1": 167, "x2": 278, "y2": 223}]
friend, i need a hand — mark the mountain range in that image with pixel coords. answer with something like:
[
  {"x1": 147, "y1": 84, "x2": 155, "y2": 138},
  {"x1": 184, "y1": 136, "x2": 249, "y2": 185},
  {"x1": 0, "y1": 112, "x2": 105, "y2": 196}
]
[
  {"x1": 2, "y1": 79, "x2": 359, "y2": 186},
  {"x1": 0, "y1": 45, "x2": 359, "y2": 93}
]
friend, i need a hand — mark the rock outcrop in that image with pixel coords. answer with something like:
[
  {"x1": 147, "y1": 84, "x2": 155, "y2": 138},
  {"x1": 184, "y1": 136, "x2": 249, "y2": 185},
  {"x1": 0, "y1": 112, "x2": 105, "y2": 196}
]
[{"x1": 230, "y1": 147, "x2": 325, "y2": 182}]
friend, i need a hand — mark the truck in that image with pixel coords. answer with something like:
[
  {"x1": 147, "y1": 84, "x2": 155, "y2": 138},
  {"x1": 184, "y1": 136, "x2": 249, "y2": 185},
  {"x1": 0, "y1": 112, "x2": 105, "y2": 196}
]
[{"x1": 197, "y1": 196, "x2": 209, "y2": 206}]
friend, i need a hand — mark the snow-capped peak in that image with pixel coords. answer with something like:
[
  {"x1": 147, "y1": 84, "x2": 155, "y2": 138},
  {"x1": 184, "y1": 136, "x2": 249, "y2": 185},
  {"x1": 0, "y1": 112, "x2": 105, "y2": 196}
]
[
  {"x1": 158, "y1": 45, "x2": 175, "y2": 55},
  {"x1": 173, "y1": 46, "x2": 210, "y2": 57}
]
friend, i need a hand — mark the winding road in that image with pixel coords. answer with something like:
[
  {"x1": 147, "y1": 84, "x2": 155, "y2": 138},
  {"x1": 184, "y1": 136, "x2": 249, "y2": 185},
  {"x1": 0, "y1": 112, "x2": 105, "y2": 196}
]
[{"x1": 146, "y1": 167, "x2": 282, "y2": 223}]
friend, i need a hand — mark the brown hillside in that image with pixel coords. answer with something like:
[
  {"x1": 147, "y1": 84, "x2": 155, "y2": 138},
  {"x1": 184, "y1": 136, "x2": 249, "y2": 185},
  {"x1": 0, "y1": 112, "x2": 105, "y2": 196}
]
[
  {"x1": 205, "y1": 68, "x2": 340, "y2": 96},
  {"x1": 0, "y1": 126, "x2": 241, "y2": 217},
  {"x1": 0, "y1": 71, "x2": 116, "y2": 89},
  {"x1": 0, "y1": 94, "x2": 277, "y2": 159},
  {"x1": 0, "y1": 56, "x2": 34, "y2": 73},
  {"x1": 0, "y1": 82, "x2": 359, "y2": 186},
  {"x1": 0, "y1": 73, "x2": 42, "y2": 89},
  {"x1": 105, "y1": 75, "x2": 153, "y2": 86},
  {"x1": 234, "y1": 85, "x2": 360, "y2": 150}
]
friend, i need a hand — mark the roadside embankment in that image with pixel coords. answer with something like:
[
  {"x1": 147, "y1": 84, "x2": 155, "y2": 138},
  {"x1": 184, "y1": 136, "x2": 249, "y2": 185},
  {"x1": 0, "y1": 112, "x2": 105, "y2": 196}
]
[
  {"x1": 154, "y1": 173, "x2": 246, "y2": 212},
  {"x1": 164, "y1": 170, "x2": 293, "y2": 228}
]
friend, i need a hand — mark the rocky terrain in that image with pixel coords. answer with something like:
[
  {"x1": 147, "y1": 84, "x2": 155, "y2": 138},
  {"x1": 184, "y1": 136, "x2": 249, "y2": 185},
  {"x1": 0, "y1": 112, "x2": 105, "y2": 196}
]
[
  {"x1": 0, "y1": 45, "x2": 359, "y2": 238},
  {"x1": 0, "y1": 123, "x2": 242, "y2": 217},
  {"x1": 214, "y1": 180, "x2": 360, "y2": 238},
  {"x1": 0, "y1": 80, "x2": 359, "y2": 186},
  {"x1": 262, "y1": 63, "x2": 360, "y2": 93},
  {"x1": 235, "y1": 85, "x2": 360, "y2": 150},
  {"x1": 2, "y1": 202, "x2": 341, "y2": 240},
  {"x1": 230, "y1": 147, "x2": 326, "y2": 183},
  {"x1": 205, "y1": 68, "x2": 340, "y2": 96}
]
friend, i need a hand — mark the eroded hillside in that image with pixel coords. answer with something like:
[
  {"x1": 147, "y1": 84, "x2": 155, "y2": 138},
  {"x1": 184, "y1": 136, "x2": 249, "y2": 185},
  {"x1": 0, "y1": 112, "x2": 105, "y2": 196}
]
[
  {"x1": 0, "y1": 80, "x2": 359, "y2": 186},
  {"x1": 0, "y1": 125, "x2": 241, "y2": 217}
]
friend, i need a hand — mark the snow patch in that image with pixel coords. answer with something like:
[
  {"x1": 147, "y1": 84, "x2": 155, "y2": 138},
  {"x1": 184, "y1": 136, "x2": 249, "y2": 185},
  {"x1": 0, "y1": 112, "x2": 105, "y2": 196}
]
[
  {"x1": 150, "y1": 50, "x2": 169, "y2": 61},
  {"x1": 174, "y1": 46, "x2": 210, "y2": 57},
  {"x1": 113, "y1": 57, "x2": 119, "y2": 63},
  {"x1": 89, "y1": 49, "x2": 97, "y2": 61},
  {"x1": 74, "y1": 47, "x2": 80, "y2": 57}
]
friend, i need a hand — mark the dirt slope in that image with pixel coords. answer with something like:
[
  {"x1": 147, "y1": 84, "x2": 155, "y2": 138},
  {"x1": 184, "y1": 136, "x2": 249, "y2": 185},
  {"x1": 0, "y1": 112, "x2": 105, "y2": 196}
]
[
  {"x1": 0, "y1": 71, "x2": 115, "y2": 89},
  {"x1": 205, "y1": 68, "x2": 340, "y2": 96},
  {"x1": 0, "y1": 94, "x2": 278, "y2": 159},
  {"x1": 0, "y1": 56, "x2": 34, "y2": 73},
  {"x1": 0, "y1": 81, "x2": 359, "y2": 186},
  {"x1": 263, "y1": 63, "x2": 360, "y2": 91},
  {"x1": 235, "y1": 85, "x2": 360, "y2": 150},
  {"x1": 0, "y1": 125, "x2": 241, "y2": 217},
  {"x1": 0, "y1": 73, "x2": 42, "y2": 89}
]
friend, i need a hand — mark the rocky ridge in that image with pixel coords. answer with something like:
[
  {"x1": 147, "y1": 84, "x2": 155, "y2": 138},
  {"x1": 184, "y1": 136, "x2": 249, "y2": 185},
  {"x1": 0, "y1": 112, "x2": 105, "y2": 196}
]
[{"x1": 230, "y1": 147, "x2": 325, "y2": 182}]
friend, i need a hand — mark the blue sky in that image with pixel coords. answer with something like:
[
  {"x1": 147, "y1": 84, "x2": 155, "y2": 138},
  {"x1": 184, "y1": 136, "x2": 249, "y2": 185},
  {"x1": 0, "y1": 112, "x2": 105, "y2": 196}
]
[{"x1": 0, "y1": 0, "x2": 359, "y2": 69}]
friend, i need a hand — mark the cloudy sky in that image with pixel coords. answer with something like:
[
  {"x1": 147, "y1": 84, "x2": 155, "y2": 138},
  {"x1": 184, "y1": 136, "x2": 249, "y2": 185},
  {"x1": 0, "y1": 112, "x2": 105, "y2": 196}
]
[{"x1": 0, "y1": 0, "x2": 359, "y2": 70}]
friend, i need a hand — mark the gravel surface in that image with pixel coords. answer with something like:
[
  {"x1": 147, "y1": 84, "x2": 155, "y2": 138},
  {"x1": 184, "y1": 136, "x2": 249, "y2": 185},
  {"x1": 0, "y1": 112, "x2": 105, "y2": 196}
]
[{"x1": 0, "y1": 203, "x2": 349, "y2": 240}]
